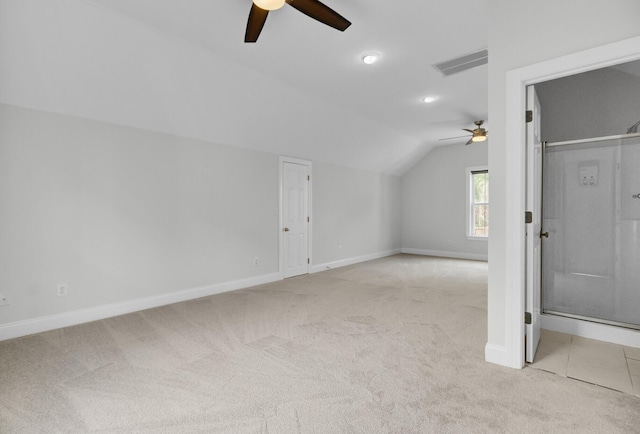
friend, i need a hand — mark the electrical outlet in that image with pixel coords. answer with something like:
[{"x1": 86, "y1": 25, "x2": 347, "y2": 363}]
[
  {"x1": 0, "y1": 293, "x2": 9, "y2": 306},
  {"x1": 253, "y1": 257, "x2": 259, "y2": 267},
  {"x1": 56, "y1": 284, "x2": 68, "y2": 297}
]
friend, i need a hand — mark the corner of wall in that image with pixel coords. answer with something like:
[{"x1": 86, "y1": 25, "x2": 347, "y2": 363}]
[{"x1": 310, "y1": 249, "x2": 402, "y2": 273}]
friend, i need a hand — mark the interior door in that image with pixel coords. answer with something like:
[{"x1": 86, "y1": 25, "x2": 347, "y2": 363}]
[
  {"x1": 525, "y1": 85, "x2": 543, "y2": 363},
  {"x1": 283, "y1": 161, "x2": 309, "y2": 278}
]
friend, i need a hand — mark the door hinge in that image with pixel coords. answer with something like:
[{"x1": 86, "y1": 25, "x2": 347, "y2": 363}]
[
  {"x1": 525, "y1": 110, "x2": 533, "y2": 123},
  {"x1": 307, "y1": 216, "x2": 310, "y2": 222},
  {"x1": 307, "y1": 258, "x2": 310, "y2": 264},
  {"x1": 525, "y1": 312, "x2": 532, "y2": 325},
  {"x1": 307, "y1": 175, "x2": 310, "y2": 181},
  {"x1": 525, "y1": 211, "x2": 533, "y2": 224}
]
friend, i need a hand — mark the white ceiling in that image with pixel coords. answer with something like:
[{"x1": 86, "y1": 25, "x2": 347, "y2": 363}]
[{"x1": 0, "y1": 0, "x2": 489, "y2": 175}]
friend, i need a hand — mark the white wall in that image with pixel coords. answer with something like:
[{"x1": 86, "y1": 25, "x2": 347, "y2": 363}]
[
  {"x1": 0, "y1": 104, "x2": 401, "y2": 337},
  {"x1": 0, "y1": 103, "x2": 278, "y2": 326},
  {"x1": 487, "y1": 0, "x2": 640, "y2": 366},
  {"x1": 401, "y1": 142, "x2": 488, "y2": 260},
  {"x1": 313, "y1": 163, "x2": 401, "y2": 267}
]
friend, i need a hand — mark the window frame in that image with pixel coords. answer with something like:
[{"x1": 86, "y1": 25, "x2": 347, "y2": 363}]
[{"x1": 466, "y1": 166, "x2": 489, "y2": 240}]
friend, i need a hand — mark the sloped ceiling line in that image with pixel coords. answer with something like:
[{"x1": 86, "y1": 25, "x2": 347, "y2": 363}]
[{"x1": 0, "y1": 0, "x2": 489, "y2": 175}]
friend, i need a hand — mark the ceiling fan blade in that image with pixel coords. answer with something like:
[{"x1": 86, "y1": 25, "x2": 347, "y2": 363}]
[
  {"x1": 465, "y1": 138, "x2": 474, "y2": 145},
  {"x1": 438, "y1": 135, "x2": 470, "y2": 141},
  {"x1": 245, "y1": 4, "x2": 269, "y2": 43},
  {"x1": 462, "y1": 129, "x2": 474, "y2": 133},
  {"x1": 285, "y1": 0, "x2": 351, "y2": 31}
]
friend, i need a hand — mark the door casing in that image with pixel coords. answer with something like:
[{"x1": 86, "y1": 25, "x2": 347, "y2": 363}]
[{"x1": 497, "y1": 35, "x2": 640, "y2": 369}]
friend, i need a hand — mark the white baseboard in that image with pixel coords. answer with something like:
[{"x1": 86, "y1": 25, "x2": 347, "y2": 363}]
[
  {"x1": 1, "y1": 248, "x2": 489, "y2": 342},
  {"x1": 541, "y1": 314, "x2": 640, "y2": 348},
  {"x1": 0, "y1": 272, "x2": 281, "y2": 342},
  {"x1": 485, "y1": 343, "x2": 519, "y2": 368},
  {"x1": 310, "y1": 249, "x2": 401, "y2": 273},
  {"x1": 401, "y1": 248, "x2": 488, "y2": 262}
]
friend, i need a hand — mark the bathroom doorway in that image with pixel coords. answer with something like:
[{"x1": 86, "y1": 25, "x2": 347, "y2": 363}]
[{"x1": 535, "y1": 59, "x2": 640, "y2": 342}]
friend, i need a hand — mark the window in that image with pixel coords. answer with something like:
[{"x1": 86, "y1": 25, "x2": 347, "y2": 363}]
[{"x1": 467, "y1": 167, "x2": 489, "y2": 239}]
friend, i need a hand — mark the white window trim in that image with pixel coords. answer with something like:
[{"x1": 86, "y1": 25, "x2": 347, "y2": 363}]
[{"x1": 466, "y1": 166, "x2": 489, "y2": 241}]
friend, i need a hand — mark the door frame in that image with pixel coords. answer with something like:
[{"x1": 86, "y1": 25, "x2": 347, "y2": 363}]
[
  {"x1": 502, "y1": 35, "x2": 640, "y2": 369},
  {"x1": 279, "y1": 156, "x2": 312, "y2": 279}
]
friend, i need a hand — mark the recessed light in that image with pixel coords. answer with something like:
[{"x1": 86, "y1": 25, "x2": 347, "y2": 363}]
[
  {"x1": 422, "y1": 96, "x2": 439, "y2": 104},
  {"x1": 361, "y1": 52, "x2": 380, "y2": 65}
]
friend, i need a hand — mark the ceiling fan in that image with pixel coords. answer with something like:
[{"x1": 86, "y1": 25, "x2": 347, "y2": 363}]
[
  {"x1": 245, "y1": 0, "x2": 351, "y2": 43},
  {"x1": 439, "y1": 120, "x2": 488, "y2": 145}
]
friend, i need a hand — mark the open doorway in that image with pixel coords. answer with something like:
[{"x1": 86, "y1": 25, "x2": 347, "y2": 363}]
[
  {"x1": 525, "y1": 60, "x2": 640, "y2": 362},
  {"x1": 502, "y1": 35, "x2": 640, "y2": 369}
]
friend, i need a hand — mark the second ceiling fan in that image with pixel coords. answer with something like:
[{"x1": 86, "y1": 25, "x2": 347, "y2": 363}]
[
  {"x1": 245, "y1": 0, "x2": 351, "y2": 43},
  {"x1": 439, "y1": 120, "x2": 488, "y2": 145}
]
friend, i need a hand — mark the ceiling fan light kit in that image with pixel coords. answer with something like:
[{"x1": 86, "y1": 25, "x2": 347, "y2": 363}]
[
  {"x1": 253, "y1": 0, "x2": 286, "y2": 10},
  {"x1": 439, "y1": 120, "x2": 488, "y2": 145},
  {"x1": 466, "y1": 120, "x2": 488, "y2": 144}
]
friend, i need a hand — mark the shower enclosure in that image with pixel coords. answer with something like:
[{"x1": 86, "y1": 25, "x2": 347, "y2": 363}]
[{"x1": 542, "y1": 133, "x2": 640, "y2": 330}]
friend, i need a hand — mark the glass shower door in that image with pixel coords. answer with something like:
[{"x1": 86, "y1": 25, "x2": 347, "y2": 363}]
[{"x1": 542, "y1": 135, "x2": 640, "y2": 329}]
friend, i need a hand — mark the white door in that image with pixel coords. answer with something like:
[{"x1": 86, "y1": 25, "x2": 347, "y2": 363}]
[
  {"x1": 525, "y1": 85, "x2": 543, "y2": 363},
  {"x1": 282, "y1": 161, "x2": 309, "y2": 278}
]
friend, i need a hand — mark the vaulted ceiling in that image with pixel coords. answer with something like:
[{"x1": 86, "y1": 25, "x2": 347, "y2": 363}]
[{"x1": 0, "y1": 0, "x2": 489, "y2": 175}]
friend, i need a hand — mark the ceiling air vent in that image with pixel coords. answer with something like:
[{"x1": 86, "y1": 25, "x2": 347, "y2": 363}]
[{"x1": 433, "y1": 49, "x2": 488, "y2": 77}]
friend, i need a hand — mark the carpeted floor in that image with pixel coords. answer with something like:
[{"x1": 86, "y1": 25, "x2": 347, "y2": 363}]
[{"x1": 1, "y1": 254, "x2": 638, "y2": 433}]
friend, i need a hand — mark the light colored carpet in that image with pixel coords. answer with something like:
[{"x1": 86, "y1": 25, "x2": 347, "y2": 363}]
[{"x1": 0, "y1": 254, "x2": 638, "y2": 433}]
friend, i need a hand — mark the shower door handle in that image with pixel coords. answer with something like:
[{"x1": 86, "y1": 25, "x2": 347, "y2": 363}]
[{"x1": 540, "y1": 231, "x2": 549, "y2": 239}]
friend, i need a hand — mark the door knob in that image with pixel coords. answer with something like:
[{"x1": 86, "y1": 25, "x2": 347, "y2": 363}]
[
  {"x1": 540, "y1": 231, "x2": 549, "y2": 238},
  {"x1": 283, "y1": 227, "x2": 289, "y2": 232}
]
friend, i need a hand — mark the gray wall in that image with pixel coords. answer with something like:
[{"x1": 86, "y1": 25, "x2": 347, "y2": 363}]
[
  {"x1": 0, "y1": 103, "x2": 400, "y2": 328},
  {"x1": 401, "y1": 142, "x2": 488, "y2": 259},
  {"x1": 537, "y1": 66, "x2": 640, "y2": 142}
]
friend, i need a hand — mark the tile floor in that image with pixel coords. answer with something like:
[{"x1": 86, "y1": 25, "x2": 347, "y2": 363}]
[{"x1": 529, "y1": 329, "x2": 640, "y2": 396}]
